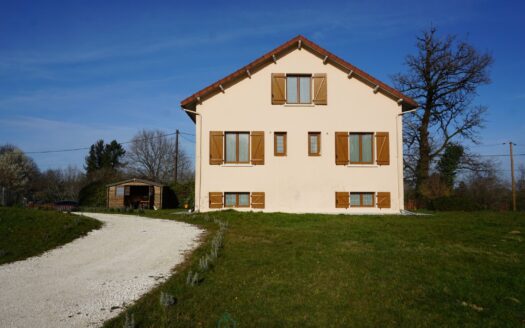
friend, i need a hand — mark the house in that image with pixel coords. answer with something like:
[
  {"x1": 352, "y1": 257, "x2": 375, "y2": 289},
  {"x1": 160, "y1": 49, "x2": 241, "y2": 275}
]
[
  {"x1": 181, "y1": 35, "x2": 417, "y2": 213},
  {"x1": 106, "y1": 179, "x2": 174, "y2": 209}
]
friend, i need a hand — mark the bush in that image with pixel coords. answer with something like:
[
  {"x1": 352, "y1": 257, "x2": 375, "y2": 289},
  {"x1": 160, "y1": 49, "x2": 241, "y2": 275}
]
[
  {"x1": 170, "y1": 180, "x2": 195, "y2": 209},
  {"x1": 78, "y1": 180, "x2": 107, "y2": 207},
  {"x1": 428, "y1": 195, "x2": 479, "y2": 211}
]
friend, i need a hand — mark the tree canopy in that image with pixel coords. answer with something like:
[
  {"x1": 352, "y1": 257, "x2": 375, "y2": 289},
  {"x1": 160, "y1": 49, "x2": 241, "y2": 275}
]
[{"x1": 84, "y1": 140, "x2": 126, "y2": 174}]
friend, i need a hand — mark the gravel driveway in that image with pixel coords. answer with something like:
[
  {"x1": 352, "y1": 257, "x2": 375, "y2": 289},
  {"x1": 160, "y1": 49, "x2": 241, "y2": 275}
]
[{"x1": 0, "y1": 212, "x2": 203, "y2": 328}]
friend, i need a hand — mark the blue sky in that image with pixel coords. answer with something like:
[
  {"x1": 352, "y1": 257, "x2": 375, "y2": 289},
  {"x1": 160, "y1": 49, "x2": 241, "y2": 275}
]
[{"x1": 1, "y1": 0, "x2": 524, "y2": 175}]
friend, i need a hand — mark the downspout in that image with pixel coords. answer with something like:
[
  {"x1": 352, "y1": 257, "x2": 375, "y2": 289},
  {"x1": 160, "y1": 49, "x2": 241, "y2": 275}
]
[
  {"x1": 398, "y1": 105, "x2": 420, "y2": 211},
  {"x1": 182, "y1": 107, "x2": 202, "y2": 212}
]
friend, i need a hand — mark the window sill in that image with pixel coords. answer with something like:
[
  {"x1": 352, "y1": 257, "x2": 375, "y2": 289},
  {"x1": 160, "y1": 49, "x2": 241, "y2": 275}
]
[
  {"x1": 221, "y1": 164, "x2": 254, "y2": 167},
  {"x1": 283, "y1": 104, "x2": 315, "y2": 107},
  {"x1": 346, "y1": 164, "x2": 378, "y2": 168}
]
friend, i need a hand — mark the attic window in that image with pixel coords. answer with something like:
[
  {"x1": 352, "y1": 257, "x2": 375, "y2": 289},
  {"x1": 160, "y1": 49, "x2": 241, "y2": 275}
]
[
  {"x1": 286, "y1": 75, "x2": 311, "y2": 104},
  {"x1": 272, "y1": 73, "x2": 326, "y2": 105}
]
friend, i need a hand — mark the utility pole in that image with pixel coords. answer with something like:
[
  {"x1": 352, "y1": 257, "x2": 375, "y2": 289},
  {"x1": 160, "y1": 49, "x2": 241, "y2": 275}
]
[
  {"x1": 509, "y1": 141, "x2": 516, "y2": 211},
  {"x1": 174, "y1": 129, "x2": 179, "y2": 184}
]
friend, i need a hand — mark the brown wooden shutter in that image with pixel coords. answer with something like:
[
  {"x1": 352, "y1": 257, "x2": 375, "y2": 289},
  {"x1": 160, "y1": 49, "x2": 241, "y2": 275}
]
[
  {"x1": 335, "y1": 192, "x2": 349, "y2": 208},
  {"x1": 209, "y1": 192, "x2": 223, "y2": 208},
  {"x1": 313, "y1": 73, "x2": 327, "y2": 105},
  {"x1": 251, "y1": 192, "x2": 265, "y2": 209},
  {"x1": 271, "y1": 73, "x2": 286, "y2": 104},
  {"x1": 335, "y1": 132, "x2": 349, "y2": 165},
  {"x1": 251, "y1": 131, "x2": 265, "y2": 165},
  {"x1": 209, "y1": 131, "x2": 224, "y2": 165},
  {"x1": 377, "y1": 192, "x2": 391, "y2": 209},
  {"x1": 375, "y1": 132, "x2": 390, "y2": 165}
]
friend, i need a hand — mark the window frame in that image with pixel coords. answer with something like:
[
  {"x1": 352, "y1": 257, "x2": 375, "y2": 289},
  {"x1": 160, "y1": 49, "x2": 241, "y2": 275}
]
[
  {"x1": 224, "y1": 131, "x2": 250, "y2": 164},
  {"x1": 350, "y1": 192, "x2": 375, "y2": 208},
  {"x1": 308, "y1": 132, "x2": 321, "y2": 156},
  {"x1": 349, "y1": 132, "x2": 374, "y2": 164},
  {"x1": 224, "y1": 192, "x2": 251, "y2": 208},
  {"x1": 274, "y1": 132, "x2": 287, "y2": 156},
  {"x1": 286, "y1": 74, "x2": 312, "y2": 104}
]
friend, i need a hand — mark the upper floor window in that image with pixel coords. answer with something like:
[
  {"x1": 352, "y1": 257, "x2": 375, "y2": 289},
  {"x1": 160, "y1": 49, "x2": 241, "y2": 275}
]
[
  {"x1": 286, "y1": 75, "x2": 311, "y2": 104},
  {"x1": 349, "y1": 133, "x2": 373, "y2": 164},
  {"x1": 225, "y1": 132, "x2": 250, "y2": 163},
  {"x1": 335, "y1": 132, "x2": 390, "y2": 166},
  {"x1": 274, "y1": 132, "x2": 287, "y2": 156},
  {"x1": 308, "y1": 132, "x2": 321, "y2": 156}
]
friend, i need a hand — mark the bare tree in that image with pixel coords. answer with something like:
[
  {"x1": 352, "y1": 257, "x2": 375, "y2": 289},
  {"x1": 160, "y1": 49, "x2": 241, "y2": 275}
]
[
  {"x1": 393, "y1": 27, "x2": 493, "y2": 205},
  {"x1": 34, "y1": 166, "x2": 85, "y2": 202},
  {"x1": 126, "y1": 130, "x2": 192, "y2": 184}
]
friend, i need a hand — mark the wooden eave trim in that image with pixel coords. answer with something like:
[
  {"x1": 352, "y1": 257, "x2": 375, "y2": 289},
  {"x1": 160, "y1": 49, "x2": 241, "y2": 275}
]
[{"x1": 106, "y1": 178, "x2": 164, "y2": 187}]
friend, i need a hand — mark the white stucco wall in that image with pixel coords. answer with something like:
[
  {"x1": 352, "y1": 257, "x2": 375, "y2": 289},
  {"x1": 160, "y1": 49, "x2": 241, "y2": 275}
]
[{"x1": 192, "y1": 48, "x2": 404, "y2": 214}]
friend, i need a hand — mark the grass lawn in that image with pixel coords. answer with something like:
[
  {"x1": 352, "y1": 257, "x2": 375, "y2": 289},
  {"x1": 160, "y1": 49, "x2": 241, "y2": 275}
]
[
  {"x1": 0, "y1": 207, "x2": 102, "y2": 265},
  {"x1": 103, "y1": 210, "x2": 525, "y2": 327}
]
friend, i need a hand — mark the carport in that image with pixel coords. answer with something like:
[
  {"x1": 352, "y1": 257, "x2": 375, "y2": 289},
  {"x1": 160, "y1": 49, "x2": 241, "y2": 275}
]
[{"x1": 106, "y1": 179, "x2": 169, "y2": 209}]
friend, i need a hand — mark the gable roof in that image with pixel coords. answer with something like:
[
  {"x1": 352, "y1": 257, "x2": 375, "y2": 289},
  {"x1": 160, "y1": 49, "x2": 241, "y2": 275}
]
[
  {"x1": 106, "y1": 178, "x2": 164, "y2": 187},
  {"x1": 180, "y1": 35, "x2": 418, "y2": 119}
]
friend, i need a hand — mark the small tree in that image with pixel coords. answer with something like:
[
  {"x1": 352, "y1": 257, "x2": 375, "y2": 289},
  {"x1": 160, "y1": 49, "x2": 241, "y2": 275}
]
[
  {"x1": 0, "y1": 144, "x2": 39, "y2": 205},
  {"x1": 517, "y1": 165, "x2": 525, "y2": 211},
  {"x1": 85, "y1": 139, "x2": 125, "y2": 174},
  {"x1": 81, "y1": 140, "x2": 125, "y2": 207},
  {"x1": 436, "y1": 143, "x2": 464, "y2": 190}
]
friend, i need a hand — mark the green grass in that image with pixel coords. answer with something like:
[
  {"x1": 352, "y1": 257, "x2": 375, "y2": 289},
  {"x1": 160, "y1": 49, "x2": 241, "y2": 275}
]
[
  {"x1": 102, "y1": 210, "x2": 525, "y2": 327},
  {"x1": 0, "y1": 207, "x2": 102, "y2": 265}
]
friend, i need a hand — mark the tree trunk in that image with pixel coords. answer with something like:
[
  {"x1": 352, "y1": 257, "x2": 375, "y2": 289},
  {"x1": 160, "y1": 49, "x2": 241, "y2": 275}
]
[{"x1": 415, "y1": 98, "x2": 432, "y2": 207}]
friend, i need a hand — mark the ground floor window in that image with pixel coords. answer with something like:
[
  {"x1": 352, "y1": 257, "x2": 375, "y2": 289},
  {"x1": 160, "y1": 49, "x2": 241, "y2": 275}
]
[
  {"x1": 224, "y1": 192, "x2": 250, "y2": 208},
  {"x1": 350, "y1": 192, "x2": 374, "y2": 207}
]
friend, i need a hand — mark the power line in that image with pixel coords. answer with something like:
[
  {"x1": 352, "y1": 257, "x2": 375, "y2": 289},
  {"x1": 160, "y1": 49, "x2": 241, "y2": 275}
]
[
  {"x1": 470, "y1": 153, "x2": 525, "y2": 157},
  {"x1": 25, "y1": 146, "x2": 92, "y2": 154},
  {"x1": 468, "y1": 143, "x2": 506, "y2": 148},
  {"x1": 24, "y1": 130, "x2": 193, "y2": 154},
  {"x1": 180, "y1": 134, "x2": 195, "y2": 143}
]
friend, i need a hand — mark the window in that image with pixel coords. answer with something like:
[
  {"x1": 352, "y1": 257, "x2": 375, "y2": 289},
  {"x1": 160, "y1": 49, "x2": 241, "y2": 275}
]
[
  {"x1": 308, "y1": 132, "x2": 321, "y2": 156},
  {"x1": 115, "y1": 186, "x2": 124, "y2": 197},
  {"x1": 350, "y1": 192, "x2": 375, "y2": 207},
  {"x1": 225, "y1": 132, "x2": 250, "y2": 163},
  {"x1": 274, "y1": 132, "x2": 287, "y2": 156},
  {"x1": 224, "y1": 192, "x2": 250, "y2": 208},
  {"x1": 349, "y1": 133, "x2": 373, "y2": 164},
  {"x1": 286, "y1": 75, "x2": 311, "y2": 104}
]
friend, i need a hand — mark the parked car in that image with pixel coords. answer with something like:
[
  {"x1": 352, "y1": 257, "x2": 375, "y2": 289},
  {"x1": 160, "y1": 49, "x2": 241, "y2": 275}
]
[{"x1": 53, "y1": 200, "x2": 80, "y2": 212}]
